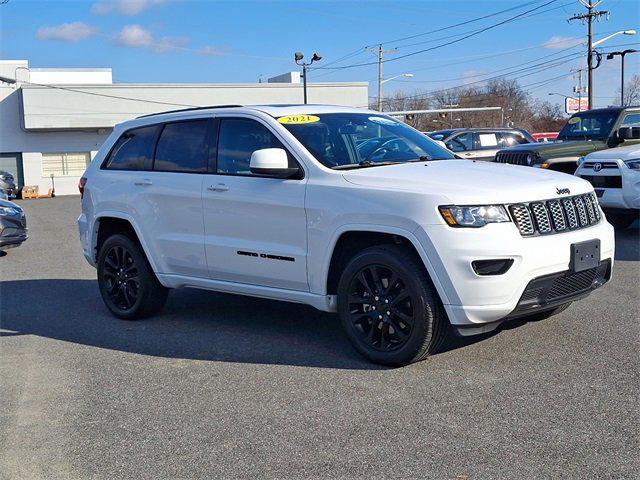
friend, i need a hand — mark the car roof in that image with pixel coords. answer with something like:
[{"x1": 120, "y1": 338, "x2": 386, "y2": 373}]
[
  {"x1": 573, "y1": 106, "x2": 640, "y2": 114},
  {"x1": 130, "y1": 104, "x2": 370, "y2": 123}
]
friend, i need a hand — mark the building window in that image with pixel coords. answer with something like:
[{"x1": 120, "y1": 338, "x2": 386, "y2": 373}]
[{"x1": 42, "y1": 152, "x2": 91, "y2": 177}]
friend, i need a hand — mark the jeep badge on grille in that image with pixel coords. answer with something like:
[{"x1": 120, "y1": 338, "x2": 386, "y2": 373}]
[{"x1": 556, "y1": 187, "x2": 571, "y2": 195}]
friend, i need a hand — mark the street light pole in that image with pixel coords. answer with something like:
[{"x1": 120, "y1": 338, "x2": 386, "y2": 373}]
[
  {"x1": 294, "y1": 52, "x2": 322, "y2": 105},
  {"x1": 606, "y1": 49, "x2": 639, "y2": 106}
]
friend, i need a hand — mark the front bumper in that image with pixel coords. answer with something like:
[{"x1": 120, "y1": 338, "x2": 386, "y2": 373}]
[
  {"x1": 0, "y1": 214, "x2": 28, "y2": 250},
  {"x1": 414, "y1": 217, "x2": 614, "y2": 330}
]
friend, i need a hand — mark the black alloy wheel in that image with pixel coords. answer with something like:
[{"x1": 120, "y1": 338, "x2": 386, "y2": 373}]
[
  {"x1": 346, "y1": 264, "x2": 414, "y2": 352},
  {"x1": 97, "y1": 234, "x2": 168, "y2": 319},
  {"x1": 102, "y1": 244, "x2": 140, "y2": 311},
  {"x1": 337, "y1": 245, "x2": 447, "y2": 366}
]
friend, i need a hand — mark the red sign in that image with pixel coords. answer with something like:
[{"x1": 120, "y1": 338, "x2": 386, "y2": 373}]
[{"x1": 565, "y1": 97, "x2": 589, "y2": 114}]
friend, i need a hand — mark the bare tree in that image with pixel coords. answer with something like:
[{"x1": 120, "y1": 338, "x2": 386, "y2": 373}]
[
  {"x1": 616, "y1": 74, "x2": 640, "y2": 106},
  {"x1": 530, "y1": 101, "x2": 567, "y2": 132}
]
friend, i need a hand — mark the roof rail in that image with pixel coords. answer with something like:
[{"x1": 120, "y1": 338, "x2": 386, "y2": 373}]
[{"x1": 136, "y1": 105, "x2": 243, "y2": 119}]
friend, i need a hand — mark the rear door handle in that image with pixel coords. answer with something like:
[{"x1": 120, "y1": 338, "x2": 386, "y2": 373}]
[
  {"x1": 134, "y1": 179, "x2": 153, "y2": 186},
  {"x1": 208, "y1": 183, "x2": 229, "y2": 192}
]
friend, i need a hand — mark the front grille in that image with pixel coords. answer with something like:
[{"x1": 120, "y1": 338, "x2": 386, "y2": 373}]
[
  {"x1": 509, "y1": 193, "x2": 601, "y2": 236},
  {"x1": 578, "y1": 175, "x2": 622, "y2": 189},
  {"x1": 583, "y1": 161, "x2": 618, "y2": 169},
  {"x1": 495, "y1": 151, "x2": 531, "y2": 166},
  {"x1": 547, "y1": 267, "x2": 600, "y2": 300}
]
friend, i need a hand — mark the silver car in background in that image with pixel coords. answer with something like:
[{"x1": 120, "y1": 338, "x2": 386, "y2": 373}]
[{"x1": 428, "y1": 128, "x2": 535, "y2": 161}]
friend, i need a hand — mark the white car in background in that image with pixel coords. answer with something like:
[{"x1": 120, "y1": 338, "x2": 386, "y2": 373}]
[{"x1": 576, "y1": 143, "x2": 640, "y2": 229}]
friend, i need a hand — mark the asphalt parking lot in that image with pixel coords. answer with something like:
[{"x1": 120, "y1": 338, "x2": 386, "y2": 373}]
[{"x1": 1, "y1": 196, "x2": 638, "y2": 479}]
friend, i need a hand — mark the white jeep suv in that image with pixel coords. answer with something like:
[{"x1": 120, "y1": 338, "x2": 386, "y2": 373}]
[{"x1": 78, "y1": 105, "x2": 615, "y2": 366}]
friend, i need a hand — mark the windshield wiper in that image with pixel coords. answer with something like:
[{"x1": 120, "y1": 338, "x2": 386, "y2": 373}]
[{"x1": 332, "y1": 160, "x2": 404, "y2": 170}]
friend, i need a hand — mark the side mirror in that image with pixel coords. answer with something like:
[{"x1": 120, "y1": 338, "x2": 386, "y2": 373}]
[
  {"x1": 618, "y1": 126, "x2": 640, "y2": 141},
  {"x1": 250, "y1": 148, "x2": 300, "y2": 178}
]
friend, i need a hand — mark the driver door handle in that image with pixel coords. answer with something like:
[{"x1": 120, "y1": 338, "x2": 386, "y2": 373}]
[
  {"x1": 134, "y1": 179, "x2": 153, "y2": 186},
  {"x1": 208, "y1": 183, "x2": 229, "y2": 192}
]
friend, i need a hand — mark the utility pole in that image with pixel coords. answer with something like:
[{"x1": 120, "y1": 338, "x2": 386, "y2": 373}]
[
  {"x1": 569, "y1": 1, "x2": 608, "y2": 110},
  {"x1": 368, "y1": 44, "x2": 397, "y2": 111},
  {"x1": 571, "y1": 68, "x2": 586, "y2": 111}
]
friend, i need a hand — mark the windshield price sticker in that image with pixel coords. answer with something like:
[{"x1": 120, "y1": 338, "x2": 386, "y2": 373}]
[
  {"x1": 568, "y1": 117, "x2": 581, "y2": 124},
  {"x1": 277, "y1": 115, "x2": 320, "y2": 124}
]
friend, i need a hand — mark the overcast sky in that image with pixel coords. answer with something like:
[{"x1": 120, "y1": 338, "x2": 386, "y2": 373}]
[{"x1": 1, "y1": 0, "x2": 638, "y2": 109}]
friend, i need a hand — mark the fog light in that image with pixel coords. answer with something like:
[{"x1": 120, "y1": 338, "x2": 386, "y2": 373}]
[{"x1": 472, "y1": 259, "x2": 514, "y2": 276}]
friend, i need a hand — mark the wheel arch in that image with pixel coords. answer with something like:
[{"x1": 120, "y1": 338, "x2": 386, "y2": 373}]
[
  {"x1": 92, "y1": 212, "x2": 160, "y2": 273},
  {"x1": 322, "y1": 225, "x2": 451, "y2": 306}
]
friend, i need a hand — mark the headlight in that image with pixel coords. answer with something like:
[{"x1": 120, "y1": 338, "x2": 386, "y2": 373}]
[
  {"x1": 577, "y1": 156, "x2": 585, "y2": 165},
  {"x1": 439, "y1": 205, "x2": 511, "y2": 228},
  {"x1": 0, "y1": 206, "x2": 20, "y2": 216},
  {"x1": 625, "y1": 158, "x2": 640, "y2": 170}
]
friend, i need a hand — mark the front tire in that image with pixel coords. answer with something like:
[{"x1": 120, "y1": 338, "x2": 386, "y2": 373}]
[
  {"x1": 97, "y1": 234, "x2": 168, "y2": 320},
  {"x1": 337, "y1": 245, "x2": 447, "y2": 366}
]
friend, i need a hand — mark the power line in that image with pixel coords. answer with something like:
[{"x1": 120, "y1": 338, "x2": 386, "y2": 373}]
[
  {"x1": 8, "y1": 80, "x2": 198, "y2": 107},
  {"x1": 369, "y1": 0, "x2": 544, "y2": 48},
  {"x1": 315, "y1": 0, "x2": 560, "y2": 71},
  {"x1": 364, "y1": 55, "x2": 581, "y2": 107}
]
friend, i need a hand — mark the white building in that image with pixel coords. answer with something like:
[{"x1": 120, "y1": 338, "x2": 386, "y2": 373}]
[{"x1": 0, "y1": 60, "x2": 368, "y2": 196}]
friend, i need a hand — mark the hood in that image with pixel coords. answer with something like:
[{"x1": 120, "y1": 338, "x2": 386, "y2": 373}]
[
  {"x1": 585, "y1": 143, "x2": 640, "y2": 160},
  {"x1": 0, "y1": 198, "x2": 20, "y2": 208},
  {"x1": 499, "y1": 139, "x2": 605, "y2": 159},
  {"x1": 342, "y1": 160, "x2": 593, "y2": 204}
]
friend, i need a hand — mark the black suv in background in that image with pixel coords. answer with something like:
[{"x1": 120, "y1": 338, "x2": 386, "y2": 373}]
[{"x1": 427, "y1": 128, "x2": 534, "y2": 161}]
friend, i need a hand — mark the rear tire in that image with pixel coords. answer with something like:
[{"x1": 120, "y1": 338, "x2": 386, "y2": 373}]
[
  {"x1": 337, "y1": 245, "x2": 447, "y2": 367},
  {"x1": 97, "y1": 234, "x2": 168, "y2": 320}
]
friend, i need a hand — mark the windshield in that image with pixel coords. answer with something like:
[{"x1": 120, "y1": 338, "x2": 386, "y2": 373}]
[
  {"x1": 557, "y1": 110, "x2": 619, "y2": 141},
  {"x1": 278, "y1": 113, "x2": 455, "y2": 169}
]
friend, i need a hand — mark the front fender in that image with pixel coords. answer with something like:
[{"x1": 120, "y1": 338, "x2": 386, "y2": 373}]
[{"x1": 316, "y1": 223, "x2": 452, "y2": 306}]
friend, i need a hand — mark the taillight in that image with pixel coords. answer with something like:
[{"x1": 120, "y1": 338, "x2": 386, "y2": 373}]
[{"x1": 78, "y1": 177, "x2": 87, "y2": 198}]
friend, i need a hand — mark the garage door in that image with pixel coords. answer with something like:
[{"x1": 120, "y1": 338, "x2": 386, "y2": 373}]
[{"x1": 0, "y1": 153, "x2": 24, "y2": 188}]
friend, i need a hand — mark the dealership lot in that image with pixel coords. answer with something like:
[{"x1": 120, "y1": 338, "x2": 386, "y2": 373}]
[{"x1": 1, "y1": 197, "x2": 638, "y2": 478}]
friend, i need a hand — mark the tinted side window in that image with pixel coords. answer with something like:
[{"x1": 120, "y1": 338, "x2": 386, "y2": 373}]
[
  {"x1": 217, "y1": 118, "x2": 289, "y2": 175},
  {"x1": 446, "y1": 132, "x2": 473, "y2": 152},
  {"x1": 154, "y1": 120, "x2": 209, "y2": 173},
  {"x1": 498, "y1": 132, "x2": 528, "y2": 147},
  {"x1": 106, "y1": 125, "x2": 158, "y2": 170},
  {"x1": 621, "y1": 113, "x2": 640, "y2": 127}
]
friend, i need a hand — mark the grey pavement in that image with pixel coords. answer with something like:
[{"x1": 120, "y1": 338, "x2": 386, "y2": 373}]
[{"x1": 1, "y1": 196, "x2": 638, "y2": 479}]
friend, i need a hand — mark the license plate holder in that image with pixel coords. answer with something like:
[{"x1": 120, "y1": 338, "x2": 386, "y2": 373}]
[{"x1": 570, "y1": 239, "x2": 600, "y2": 272}]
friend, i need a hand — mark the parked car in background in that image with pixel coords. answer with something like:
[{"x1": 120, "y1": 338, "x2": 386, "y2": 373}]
[
  {"x1": 575, "y1": 143, "x2": 640, "y2": 229},
  {"x1": 0, "y1": 199, "x2": 27, "y2": 252},
  {"x1": 495, "y1": 106, "x2": 640, "y2": 173},
  {"x1": 79, "y1": 104, "x2": 613, "y2": 366},
  {"x1": 0, "y1": 170, "x2": 17, "y2": 199},
  {"x1": 428, "y1": 128, "x2": 534, "y2": 161}
]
